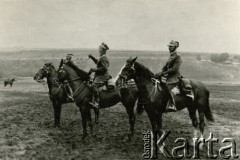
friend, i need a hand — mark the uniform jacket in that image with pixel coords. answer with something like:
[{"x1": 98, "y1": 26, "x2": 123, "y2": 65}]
[
  {"x1": 162, "y1": 52, "x2": 182, "y2": 84},
  {"x1": 89, "y1": 54, "x2": 111, "y2": 82}
]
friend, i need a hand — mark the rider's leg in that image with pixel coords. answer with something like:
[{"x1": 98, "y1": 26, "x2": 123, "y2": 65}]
[
  {"x1": 89, "y1": 83, "x2": 101, "y2": 108},
  {"x1": 181, "y1": 78, "x2": 194, "y2": 100},
  {"x1": 64, "y1": 83, "x2": 74, "y2": 101},
  {"x1": 166, "y1": 84, "x2": 177, "y2": 111}
]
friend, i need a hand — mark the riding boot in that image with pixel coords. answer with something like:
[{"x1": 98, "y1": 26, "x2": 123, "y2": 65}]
[
  {"x1": 63, "y1": 84, "x2": 74, "y2": 102},
  {"x1": 166, "y1": 92, "x2": 177, "y2": 112},
  {"x1": 183, "y1": 85, "x2": 194, "y2": 100},
  {"x1": 186, "y1": 90, "x2": 194, "y2": 100},
  {"x1": 89, "y1": 88, "x2": 100, "y2": 108}
]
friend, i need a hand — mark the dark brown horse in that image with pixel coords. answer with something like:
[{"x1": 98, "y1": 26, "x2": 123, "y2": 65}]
[
  {"x1": 58, "y1": 60, "x2": 139, "y2": 139},
  {"x1": 4, "y1": 78, "x2": 15, "y2": 87},
  {"x1": 34, "y1": 63, "x2": 71, "y2": 127},
  {"x1": 117, "y1": 57, "x2": 214, "y2": 156},
  {"x1": 33, "y1": 63, "x2": 101, "y2": 128}
]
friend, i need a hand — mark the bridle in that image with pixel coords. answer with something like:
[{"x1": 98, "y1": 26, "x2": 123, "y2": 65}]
[
  {"x1": 36, "y1": 64, "x2": 61, "y2": 87},
  {"x1": 119, "y1": 63, "x2": 164, "y2": 105},
  {"x1": 35, "y1": 65, "x2": 49, "y2": 83},
  {"x1": 118, "y1": 63, "x2": 136, "y2": 85}
]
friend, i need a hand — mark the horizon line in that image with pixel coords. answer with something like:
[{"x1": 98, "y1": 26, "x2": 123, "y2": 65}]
[{"x1": 0, "y1": 47, "x2": 238, "y2": 55}]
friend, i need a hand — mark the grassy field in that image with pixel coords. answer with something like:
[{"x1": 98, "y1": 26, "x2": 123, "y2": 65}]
[
  {"x1": 0, "y1": 78, "x2": 240, "y2": 159},
  {"x1": 0, "y1": 49, "x2": 240, "y2": 159}
]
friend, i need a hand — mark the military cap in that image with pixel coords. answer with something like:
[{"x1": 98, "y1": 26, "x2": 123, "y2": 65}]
[
  {"x1": 167, "y1": 40, "x2": 179, "y2": 48},
  {"x1": 100, "y1": 42, "x2": 109, "y2": 50},
  {"x1": 67, "y1": 53, "x2": 74, "y2": 56}
]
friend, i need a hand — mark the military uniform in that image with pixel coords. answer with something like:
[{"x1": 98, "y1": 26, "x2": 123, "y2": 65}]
[
  {"x1": 161, "y1": 52, "x2": 182, "y2": 87},
  {"x1": 155, "y1": 40, "x2": 182, "y2": 111},
  {"x1": 89, "y1": 43, "x2": 111, "y2": 107},
  {"x1": 89, "y1": 54, "x2": 111, "y2": 83},
  {"x1": 62, "y1": 54, "x2": 76, "y2": 101},
  {"x1": 156, "y1": 40, "x2": 193, "y2": 112}
]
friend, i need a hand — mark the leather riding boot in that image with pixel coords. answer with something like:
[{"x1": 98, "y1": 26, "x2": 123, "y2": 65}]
[
  {"x1": 65, "y1": 85, "x2": 74, "y2": 102},
  {"x1": 89, "y1": 87, "x2": 100, "y2": 108},
  {"x1": 185, "y1": 90, "x2": 194, "y2": 100},
  {"x1": 166, "y1": 93, "x2": 177, "y2": 112}
]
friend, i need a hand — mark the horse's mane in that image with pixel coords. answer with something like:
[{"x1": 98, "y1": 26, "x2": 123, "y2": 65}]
[
  {"x1": 134, "y1": 62, "x2": 155, "y2": 79},
  {"x1": 65, "y1": 61, "x2": 90, "y2": 80},
  {"x1": 45, "y1": 63, "x2": 56, "y2": 70}
]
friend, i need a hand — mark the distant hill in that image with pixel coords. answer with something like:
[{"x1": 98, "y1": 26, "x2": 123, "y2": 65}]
[{"x1": 0, "y1": 49, "x2": 239, "y2": 83}]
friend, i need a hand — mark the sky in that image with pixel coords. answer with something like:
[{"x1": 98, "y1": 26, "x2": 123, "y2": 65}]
[{"x1": 0, "y1": 0, "x2": 239, "y2": 53}]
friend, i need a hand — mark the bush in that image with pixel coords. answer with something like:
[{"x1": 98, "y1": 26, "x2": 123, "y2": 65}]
[
  {"x1": 196, "y1": 55, "x2": 201, "y2": 61},
  {"x1": 211, "y1": 53, "x2": 229, "y2": 63}
]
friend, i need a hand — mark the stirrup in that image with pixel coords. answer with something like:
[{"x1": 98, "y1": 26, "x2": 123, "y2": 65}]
[
  {"x1": 186, "y1": 94, "x2": 194, "y2": 100},
  {"x1": 166, "y1": 101, "x2": 177, "y2": 112},
  {"x1": 89, "y1": 102, "x2": 99, "y2": 108},
  {"x1": 167, "y1": 106, "x2": 177, "y2": 112},
  {"x1": 66, "y1": 97, "x2": 74, "y2": 102}
]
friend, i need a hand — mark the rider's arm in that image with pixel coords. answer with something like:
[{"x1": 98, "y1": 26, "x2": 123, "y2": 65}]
[
  {"x1": 89, "y1": 55, "x2": 98, "y2": 64},
  {"x1": 95, "y1": 56, "x2": 109, "y2": 73},
  {"x1": 163, "y1": 56, "x2": 182, "y2": 75}
]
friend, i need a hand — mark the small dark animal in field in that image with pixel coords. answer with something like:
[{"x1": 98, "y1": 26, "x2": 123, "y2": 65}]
[{"x1": 4, "y1": 78, "x2": 15, "y2": 87}]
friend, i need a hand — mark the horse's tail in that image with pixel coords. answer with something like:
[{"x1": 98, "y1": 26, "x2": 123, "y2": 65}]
[
  {"x1": 136, "y1": 102, "x2": 144, "y2": 115},
  {"x1": 204, "y1": 90, "x2": 214, "y2": 122}
]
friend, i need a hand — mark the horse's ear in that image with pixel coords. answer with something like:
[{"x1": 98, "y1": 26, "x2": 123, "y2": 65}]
[
  {"x1": 132, "y1": 56, "x2": 138, "y2": 63},
  {"x1": 59, "y1": 59, "x2": 63, "y2": 68}
]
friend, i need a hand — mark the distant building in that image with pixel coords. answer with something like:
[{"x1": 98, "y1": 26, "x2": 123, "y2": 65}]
[
  {"x1": 224, "y1": 60, "x2": 232, "y2": 64},
  {"x1": 201, "y1": 59, "x2": 211, "y2": 62}
]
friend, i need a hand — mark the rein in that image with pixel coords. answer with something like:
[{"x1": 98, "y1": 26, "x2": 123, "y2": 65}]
[
  {"x1": 148, "y1": 78, "x2": 161, "y2": 98},
  {"x1": 62, "y1": 77, "x2": 83, "y2": 84}
]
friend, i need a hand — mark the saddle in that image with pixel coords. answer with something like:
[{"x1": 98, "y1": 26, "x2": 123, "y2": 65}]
[
  {"x1": 152, "y1": 77, "x2": 194, "y2": 100},
  {"x1": 102, "y1": 78, "x2": 116, "y2": 91},
  {"x1": 95, "y1": 78, "x2": 116, "y2": 92}
]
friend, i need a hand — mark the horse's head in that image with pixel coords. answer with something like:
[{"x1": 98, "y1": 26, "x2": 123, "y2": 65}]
[
  {"x1": 34, "y1": 62, "x2": 54, "y2": 82},
  {"x1": 118, "y1": 56, "x2": 138, "y2": 83}
]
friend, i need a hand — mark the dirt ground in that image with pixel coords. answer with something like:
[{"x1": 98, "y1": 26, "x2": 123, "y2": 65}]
[{"x1": 0, "y1": 78, "x2": 239, "y2": 159}]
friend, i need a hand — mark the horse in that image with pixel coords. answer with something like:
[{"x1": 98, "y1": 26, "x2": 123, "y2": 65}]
[
  {"x1": 58, "y1": 60, "x2": 139, "y2": 139},
  {"x1": 33, "y1": 62, "x2": 100, "y2": 127},
  {"x1": 117, "y1": 57, "x2": 214, "y2": 157},
  {"x1": 4, "y1": 78, "x2": 15, "y2": 87}
]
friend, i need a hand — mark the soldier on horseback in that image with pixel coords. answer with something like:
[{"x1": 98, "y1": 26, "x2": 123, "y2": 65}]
[
  {"x1": 63, "y1": 53, "x2": 75, "y2": 102},
  {"x1": 88, "y1": 42, "x2": 111, "y2": 108},
  {"x1": 156, "y1": 40, "x2": 193, "y2": 111}
]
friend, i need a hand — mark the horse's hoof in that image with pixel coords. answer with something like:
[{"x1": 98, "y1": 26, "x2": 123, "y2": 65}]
[
  {"x1": 128, "y1": 134, "x2": 134, "y2": 141},
  {"x1": 54, "y1": 124, "x2": 60, "y2": 128},
  {"x1": 95, "y1": 121, "x2": 99, "y2": 125},
  {"x1": 82, "y1": 133, "x2": 88, "y2": 140}
]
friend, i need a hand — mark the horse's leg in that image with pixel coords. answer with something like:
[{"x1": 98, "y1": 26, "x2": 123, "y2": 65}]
[
  {"x1": 145, "y1": 106, "x2": 158, "y2": 158},
  {"x1": 198, "y1": 110, "x2": 205, "y2": 150},
  {"x1": 52, "y1": 101, "x2": 62, "y2": 127},
  {"x1": 187, "y1": 106, "x2": 199, "y2": 139},
  {"x1": 92, "y1": 107, "x2": 99, "y2": 124},
  {"x1": 79, "y1": 105, "x2": 88, "y2": 139},
  {"x1": 87, "y1": 106, "x2": 94, "y2": 136},
  {"x1": 124, "y1": 103, "x2": 136, "y2": 138}
]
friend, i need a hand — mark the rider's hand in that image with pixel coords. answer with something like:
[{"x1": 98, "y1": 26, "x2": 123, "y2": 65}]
[
  {"x1": 89, "y1": 68, "x2": 96, "y2": 73},
  {"x1": 88, "y1": 54, "x2": 93, "y2": 59},
  {"x1": 155, "y1": 72, "x2": 162, "y2": 78},
  {"x1": 162, "y1": 71, "x2": 167, "y2": 75}
]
